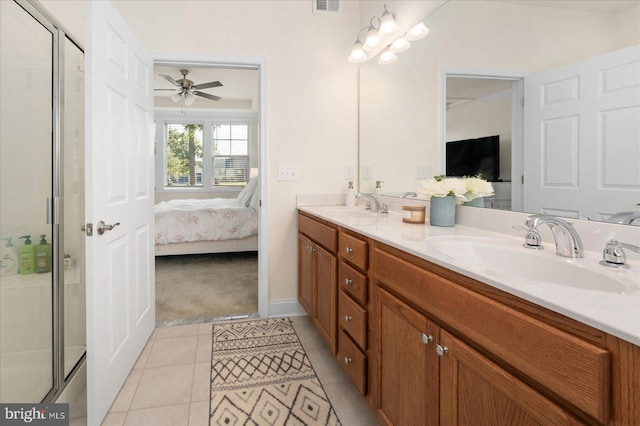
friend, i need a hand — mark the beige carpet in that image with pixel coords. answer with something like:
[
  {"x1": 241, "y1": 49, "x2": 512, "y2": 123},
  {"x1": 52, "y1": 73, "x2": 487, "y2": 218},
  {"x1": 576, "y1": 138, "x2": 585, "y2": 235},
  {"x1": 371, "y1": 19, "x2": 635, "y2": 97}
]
[
  {"x1": 210, "y1": 317, "x2": 341, "y2": 426},
  {"x1": 155, "y1": 251, "x2": 258, "y2": 323}
]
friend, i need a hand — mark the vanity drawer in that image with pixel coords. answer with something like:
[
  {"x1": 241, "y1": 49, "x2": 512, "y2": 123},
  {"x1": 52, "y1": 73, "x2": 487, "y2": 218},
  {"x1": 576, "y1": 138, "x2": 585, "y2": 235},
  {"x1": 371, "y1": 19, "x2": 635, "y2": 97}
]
[
  {"x1": 339, "y1": 232, "x2": 368, "y2": 270},
  {"x1": 338, "y1": 261, "x2": 367, "y2": 304},
  {"x1": 298, "y1": 213, "x2": 337, "y2": 253},
  {"x1": 338, "y1": 290, "x2": 367, "y2": 349},
  {"x1": 374, "y1": 248, "x2": 611, "y2": 423},
  {"x1": 338, "y1": 330, "x2": 367, "y2": 395}
]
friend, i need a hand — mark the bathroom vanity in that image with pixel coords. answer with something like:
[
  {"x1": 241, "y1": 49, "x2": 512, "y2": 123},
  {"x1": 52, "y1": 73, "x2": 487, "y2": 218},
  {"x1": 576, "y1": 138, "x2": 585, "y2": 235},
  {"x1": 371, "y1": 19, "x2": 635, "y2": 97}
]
[{"x1": 297, "y1": 207, "x2": 640, "y2": 425}]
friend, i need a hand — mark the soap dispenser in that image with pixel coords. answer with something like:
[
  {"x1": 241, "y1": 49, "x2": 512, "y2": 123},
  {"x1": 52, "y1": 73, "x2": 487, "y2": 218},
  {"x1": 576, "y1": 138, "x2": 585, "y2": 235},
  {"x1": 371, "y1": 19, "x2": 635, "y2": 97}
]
[
  {"x1": 35, "y1": 234, "x2": 52, "y2": 274},
  {"x1": 0, "y1": 237, "x2": 19, "y2": 276},
  {"x1": 346, "y1": 181, "x2": 356, "y2": 207},
  {"x1": 373, "y1": 180, "x2": 384, "y2": 195},
  {"x1": 19, "y1": 235, "x2": 36, "y2": 275}
]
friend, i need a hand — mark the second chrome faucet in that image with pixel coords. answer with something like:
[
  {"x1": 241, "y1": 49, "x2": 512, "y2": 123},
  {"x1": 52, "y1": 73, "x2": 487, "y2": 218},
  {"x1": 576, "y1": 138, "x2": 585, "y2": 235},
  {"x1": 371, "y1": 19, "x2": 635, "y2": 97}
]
[{"x1": 522, "y1": 214, "x2": 584, "y2": 258}]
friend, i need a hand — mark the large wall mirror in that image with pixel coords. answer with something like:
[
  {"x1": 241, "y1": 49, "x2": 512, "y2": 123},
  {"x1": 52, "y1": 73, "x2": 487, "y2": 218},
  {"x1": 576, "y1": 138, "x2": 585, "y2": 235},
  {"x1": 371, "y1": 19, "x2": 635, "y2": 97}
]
[{"x1": 359, "y1": 0, "x2": 639, "y2": 225}]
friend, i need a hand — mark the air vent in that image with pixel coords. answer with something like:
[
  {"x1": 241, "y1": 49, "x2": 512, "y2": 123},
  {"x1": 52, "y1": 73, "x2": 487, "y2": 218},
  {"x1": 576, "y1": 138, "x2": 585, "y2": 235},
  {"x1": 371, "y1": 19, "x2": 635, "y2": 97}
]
[{"x1": 313, "y1": 0, "x2": 339, "y2": 14}]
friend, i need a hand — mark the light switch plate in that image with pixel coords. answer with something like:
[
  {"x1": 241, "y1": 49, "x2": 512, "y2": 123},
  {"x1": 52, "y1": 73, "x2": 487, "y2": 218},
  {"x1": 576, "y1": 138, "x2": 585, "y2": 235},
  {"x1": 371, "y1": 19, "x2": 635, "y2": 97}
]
[
  {"x1": 344, "y1": 165, "x2": 354, "y2": 180},
  {"x1": 416, "y1": 165, "x2": 433, "y2": 179},
  {"x1": 277, "y1": 165, "x2": 299, "y2": 181}
]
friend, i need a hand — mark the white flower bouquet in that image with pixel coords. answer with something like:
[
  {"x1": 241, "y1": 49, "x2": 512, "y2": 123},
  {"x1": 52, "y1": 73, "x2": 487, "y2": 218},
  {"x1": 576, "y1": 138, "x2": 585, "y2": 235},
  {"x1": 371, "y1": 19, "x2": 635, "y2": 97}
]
[{"x1": 418, "y1": 175, "x2": 494, "y2": 204}]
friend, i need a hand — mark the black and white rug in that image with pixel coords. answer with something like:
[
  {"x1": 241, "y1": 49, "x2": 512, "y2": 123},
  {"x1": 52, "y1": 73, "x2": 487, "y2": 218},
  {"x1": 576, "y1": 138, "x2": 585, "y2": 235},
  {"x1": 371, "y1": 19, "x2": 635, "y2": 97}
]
[{"x1": 209, "y1": 317, "x2": 341, "y2": 426}]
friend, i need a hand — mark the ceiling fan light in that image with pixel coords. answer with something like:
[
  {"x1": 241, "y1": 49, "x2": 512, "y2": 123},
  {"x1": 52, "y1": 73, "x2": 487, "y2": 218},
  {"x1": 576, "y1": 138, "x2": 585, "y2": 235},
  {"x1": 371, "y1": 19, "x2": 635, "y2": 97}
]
[
  {"x1": 405, "y1": 22, "x2": 429, "y2": 41},
  {"x1": 363, "y1": 26, "x2": 382, "y2": 51},
  {"x1": 348, "y1": 40, "x2": 368, "y2": 63},
  {"x1": 379, "y1": 6, "x2": 397, "y2": 35},
  {"x1": 378, "y1": 46, "x2": 397, "y2": 65},
  {"x1": 184, "y1": 93, "x2": 196, "y2": 106},
  {"x1": 170, "y1": 93, "x2": 182, "y2": 103},
  {"x1": 390, "y1": 37, "x2": 410, "y2": 53}
]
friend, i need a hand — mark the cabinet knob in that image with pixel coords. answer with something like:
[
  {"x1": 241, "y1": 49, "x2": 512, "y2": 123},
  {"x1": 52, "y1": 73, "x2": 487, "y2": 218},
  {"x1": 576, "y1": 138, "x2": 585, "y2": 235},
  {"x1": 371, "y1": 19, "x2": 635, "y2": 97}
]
[
  {"x1": 435, "y1": 344, "x2": 449, "y2": 357},
  {"x1": 344, "y1": 315, "x2": 352, "y2": 322},
  {"x1": 421, "y1": 333, "x2": 433, "y2": 345},
  {"x1": 344, "y1": 278, "x2": 353, "y2": 285},
  {"x1": 344, "y1": 356, "x2": 352, "y2": 364},
  {"x1": 344, "y1": 247, "x2": 353, "y2": 254}
]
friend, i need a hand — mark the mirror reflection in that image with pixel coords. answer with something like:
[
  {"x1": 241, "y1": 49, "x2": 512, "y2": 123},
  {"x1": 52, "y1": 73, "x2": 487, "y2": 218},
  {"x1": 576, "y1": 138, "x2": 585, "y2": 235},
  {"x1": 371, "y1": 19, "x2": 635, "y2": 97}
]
[{"x1": 359, "y1": 0, "x2": 640, "y2": 224}]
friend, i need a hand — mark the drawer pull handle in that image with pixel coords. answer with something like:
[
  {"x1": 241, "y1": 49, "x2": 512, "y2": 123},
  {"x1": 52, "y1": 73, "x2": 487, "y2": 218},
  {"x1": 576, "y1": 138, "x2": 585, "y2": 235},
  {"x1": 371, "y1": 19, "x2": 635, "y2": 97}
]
[
  {"x1": 435, "y1": 344, "x2": 449, "y2": 357},
  {"x1": 344, "y1": 278, "x2": 353, "y2": 285},
  {"x1": 344, "y1": 247, "x2": 353, "y2": 254},
  {"x1": 344, "y1": 356, "x2": 352, "y2": 364},
  {"x1": 344, "y1": 315, "x2": 352, "y2": 322},
  {"x1": 421, "y1": 333, "x2": 433, "y2": 345}
]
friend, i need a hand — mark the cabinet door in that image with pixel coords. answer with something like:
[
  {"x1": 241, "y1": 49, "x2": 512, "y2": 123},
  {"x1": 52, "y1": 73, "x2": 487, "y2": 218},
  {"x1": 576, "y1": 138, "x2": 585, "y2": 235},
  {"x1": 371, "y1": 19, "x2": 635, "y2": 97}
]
[
  {"x1": 298, "y1": 234, "x2": 314, "y2": 316},
  {"x1": 314, "y1": 243, "x2": 337, "y2": 353},
  {"x1": 375, "y1": 288, "x2": 440, "y2": 426},
  {"x1": 439, "y1": 330, "x2": 580, "y2": 426}
]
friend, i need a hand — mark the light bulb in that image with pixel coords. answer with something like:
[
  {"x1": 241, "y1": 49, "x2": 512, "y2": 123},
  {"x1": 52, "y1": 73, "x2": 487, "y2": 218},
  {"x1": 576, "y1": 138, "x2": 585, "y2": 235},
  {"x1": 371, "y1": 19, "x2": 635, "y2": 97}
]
[
  {"x1": 363, "y1": 26, "x2": 382, "y2": 51},
  {"x1": 379, "y1": 7, "x2": 397, "y2": 35},
  {"x1": 170, "y1": 93, "x2": 182, "y2": 103},
  {"x1": 348, "y1": 40, "x2": 368, "y2": 63},
  {"x1": 184, "y1": 93, "x2": 196, "y2": 106},
  {"x1": 378, "y1": 46, "x2": 397, "y2": 65},
  {"x1": 390, "y1": 37, "x2": 410, "y2": 53},
  {"x1": 405, "y1": 22, "x2": 429, "y2": 41}
]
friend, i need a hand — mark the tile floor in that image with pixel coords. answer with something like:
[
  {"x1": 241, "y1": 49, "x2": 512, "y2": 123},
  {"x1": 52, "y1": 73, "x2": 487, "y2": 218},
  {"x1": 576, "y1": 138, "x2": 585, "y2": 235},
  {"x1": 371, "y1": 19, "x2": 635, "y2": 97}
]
[{"x1": 69, "y1": 316, "x2": 378, "y2": 425}]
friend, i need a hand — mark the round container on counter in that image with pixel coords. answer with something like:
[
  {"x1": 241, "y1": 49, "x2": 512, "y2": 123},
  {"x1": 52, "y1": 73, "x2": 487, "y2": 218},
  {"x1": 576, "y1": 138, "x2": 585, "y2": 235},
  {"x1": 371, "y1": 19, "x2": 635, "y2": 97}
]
[{"x1": 402, "y1": 205, "x2": 426, "y2": 224}]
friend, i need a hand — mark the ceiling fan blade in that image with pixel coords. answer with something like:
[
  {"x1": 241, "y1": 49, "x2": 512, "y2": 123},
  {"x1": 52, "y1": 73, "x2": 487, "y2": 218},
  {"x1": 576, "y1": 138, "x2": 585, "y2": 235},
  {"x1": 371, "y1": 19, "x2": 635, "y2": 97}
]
[
  {"x1": 192, "y1": 81, "x2": 223, "y2": 90},
  {"x1": 154, "y1": 88, "x2": 179, "y2": 91},
  {"x1": 193, "y1": 91, "x2": 221, "y2": 101},
  {"x1": 159, "y1": 74, "x2": 180, "y2": 86}
]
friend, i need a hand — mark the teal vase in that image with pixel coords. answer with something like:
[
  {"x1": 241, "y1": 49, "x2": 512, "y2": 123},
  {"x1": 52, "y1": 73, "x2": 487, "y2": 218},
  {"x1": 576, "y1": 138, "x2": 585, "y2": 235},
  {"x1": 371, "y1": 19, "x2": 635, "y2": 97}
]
[
  {"x1": 463, "y1": 197, "x2": 484, "y2": 207},
  {"x1": 429, "y1": 195, "x2": 456, "y2": 227}
]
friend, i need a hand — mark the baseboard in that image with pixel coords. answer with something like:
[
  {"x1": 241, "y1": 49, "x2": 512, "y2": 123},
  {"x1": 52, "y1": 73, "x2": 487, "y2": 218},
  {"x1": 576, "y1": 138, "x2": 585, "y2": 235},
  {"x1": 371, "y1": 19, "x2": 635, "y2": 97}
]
[{"x1": 268, "y1": 298, "x2": 306, "y2": 318}]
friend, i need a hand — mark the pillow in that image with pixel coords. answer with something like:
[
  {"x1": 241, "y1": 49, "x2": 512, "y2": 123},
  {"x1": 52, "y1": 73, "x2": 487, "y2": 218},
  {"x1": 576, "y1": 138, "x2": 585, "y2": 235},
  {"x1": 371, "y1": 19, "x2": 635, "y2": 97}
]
[
  {"x1": 249, "y1": 184, "x2": 260, "y2": 210},
  {"x1": 237, "y1": 177, "x2": 258, "y2": 207}
]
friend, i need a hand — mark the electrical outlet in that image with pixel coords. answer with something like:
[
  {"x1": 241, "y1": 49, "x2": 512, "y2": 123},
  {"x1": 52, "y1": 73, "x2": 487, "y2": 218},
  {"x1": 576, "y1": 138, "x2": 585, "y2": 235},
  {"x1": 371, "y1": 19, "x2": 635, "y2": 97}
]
[
  {"x1": 361, "y1": 166, "x2": 371, "y2": 180},
  {"x1": 344, "y1": 165, "x2": 354, "y2": 180},
  {"x1": 277, "y1": 165, "x2": 299, "y2": 181},
  {"x1": 415, "y1": 165, "x2": 433, "y2": 179}
]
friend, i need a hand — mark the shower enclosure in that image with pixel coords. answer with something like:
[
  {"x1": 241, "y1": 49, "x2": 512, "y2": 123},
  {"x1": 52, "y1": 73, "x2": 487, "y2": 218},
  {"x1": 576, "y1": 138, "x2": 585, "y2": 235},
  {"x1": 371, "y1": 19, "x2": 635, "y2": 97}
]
[{"x1": 0, "y1": 0, "x2": 86, "y2": 403}]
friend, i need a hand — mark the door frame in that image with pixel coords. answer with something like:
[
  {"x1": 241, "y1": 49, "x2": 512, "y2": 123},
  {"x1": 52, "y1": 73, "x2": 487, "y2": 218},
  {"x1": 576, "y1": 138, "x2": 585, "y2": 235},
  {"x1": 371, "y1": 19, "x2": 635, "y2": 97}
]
[
  {"x1": 440, "y1": 67, "x2": 528, "y2": 210},
  {"x1": 153, "y1": 53, "x2": 269, "y2": 317}
]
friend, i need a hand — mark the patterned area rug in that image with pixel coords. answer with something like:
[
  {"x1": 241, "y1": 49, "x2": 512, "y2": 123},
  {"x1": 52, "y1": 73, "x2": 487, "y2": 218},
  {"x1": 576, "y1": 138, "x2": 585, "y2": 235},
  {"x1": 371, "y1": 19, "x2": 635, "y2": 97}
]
[{"x1": 209, "y1": 317, "x2": 341, "y2": 426}]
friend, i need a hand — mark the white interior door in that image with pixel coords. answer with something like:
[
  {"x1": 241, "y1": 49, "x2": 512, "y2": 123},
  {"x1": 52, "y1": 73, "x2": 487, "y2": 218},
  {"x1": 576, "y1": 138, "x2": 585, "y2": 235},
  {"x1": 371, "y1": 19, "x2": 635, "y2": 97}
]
[
  {"x1": 524, "y1": 45, "x2": 640, "y2": 220},
  {"x1": 85, "y1": 1, "x2": 155, "y2": 423}
]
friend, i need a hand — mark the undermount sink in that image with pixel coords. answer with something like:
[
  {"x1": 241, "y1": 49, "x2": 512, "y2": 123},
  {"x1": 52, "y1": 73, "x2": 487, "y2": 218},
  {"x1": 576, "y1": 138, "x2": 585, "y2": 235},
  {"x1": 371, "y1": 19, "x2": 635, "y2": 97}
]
[{"x1": 425, "y1": 236, "x2": 638, "y2": 294}]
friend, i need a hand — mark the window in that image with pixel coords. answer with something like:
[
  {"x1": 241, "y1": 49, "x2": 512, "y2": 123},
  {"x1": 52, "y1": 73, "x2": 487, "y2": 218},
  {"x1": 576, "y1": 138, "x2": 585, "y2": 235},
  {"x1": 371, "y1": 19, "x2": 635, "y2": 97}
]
[
  {"x1": 212, "y1": 124, "x2": 249, "y2": 186},
  {"x1": 155, "y1": 114, "x2": 255, "y2": 192},
  {"x1": 165, "y1": 123, "x2": 203, "y2": 188}
]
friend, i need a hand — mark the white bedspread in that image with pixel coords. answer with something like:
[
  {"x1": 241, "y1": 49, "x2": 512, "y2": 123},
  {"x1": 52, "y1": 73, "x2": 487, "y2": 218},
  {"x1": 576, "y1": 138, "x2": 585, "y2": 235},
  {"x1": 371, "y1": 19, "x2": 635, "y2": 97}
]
[{"x1": 154, "y1": 198, "x2": 258, "y2": 245}]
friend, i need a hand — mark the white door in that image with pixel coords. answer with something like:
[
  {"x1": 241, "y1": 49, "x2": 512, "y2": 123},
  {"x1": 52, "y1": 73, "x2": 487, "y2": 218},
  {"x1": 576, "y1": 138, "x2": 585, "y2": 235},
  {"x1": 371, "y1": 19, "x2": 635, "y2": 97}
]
[
  {"x1": 85, "y1": 1, "x2": 155, "y2": 424},
  {"x1": 524, "y1": 45, "x2": 640, "y2": 220}
]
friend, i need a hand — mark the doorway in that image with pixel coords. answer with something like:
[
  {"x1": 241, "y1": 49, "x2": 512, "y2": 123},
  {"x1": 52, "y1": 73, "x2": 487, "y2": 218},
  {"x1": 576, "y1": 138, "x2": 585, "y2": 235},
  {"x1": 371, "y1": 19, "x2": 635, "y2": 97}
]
[{"x1": 152, "y1": 62, "x2": 263, "y2": 324}]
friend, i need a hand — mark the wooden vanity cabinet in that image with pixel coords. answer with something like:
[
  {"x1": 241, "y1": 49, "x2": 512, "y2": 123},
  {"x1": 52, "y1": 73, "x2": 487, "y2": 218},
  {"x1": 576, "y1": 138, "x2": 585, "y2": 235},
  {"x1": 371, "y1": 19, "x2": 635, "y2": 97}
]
[{"x1": 298, "y1": 213, "x2": 338, "y2": 353}]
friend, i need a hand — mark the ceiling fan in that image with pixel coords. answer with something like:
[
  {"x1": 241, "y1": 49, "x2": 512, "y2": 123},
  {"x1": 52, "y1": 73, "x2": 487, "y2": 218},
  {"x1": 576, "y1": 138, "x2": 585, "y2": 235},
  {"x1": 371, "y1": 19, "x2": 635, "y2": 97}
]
[{"x1": 156, "y1": 69, "x2": 223, "y2": 105}]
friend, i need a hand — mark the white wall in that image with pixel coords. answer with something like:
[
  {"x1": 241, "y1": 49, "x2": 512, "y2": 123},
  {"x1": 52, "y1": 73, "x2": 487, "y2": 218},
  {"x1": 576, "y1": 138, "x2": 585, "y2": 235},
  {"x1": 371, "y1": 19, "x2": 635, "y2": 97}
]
[{"x1": 39, "y1": 0, "x2": 360, "y2": 305}]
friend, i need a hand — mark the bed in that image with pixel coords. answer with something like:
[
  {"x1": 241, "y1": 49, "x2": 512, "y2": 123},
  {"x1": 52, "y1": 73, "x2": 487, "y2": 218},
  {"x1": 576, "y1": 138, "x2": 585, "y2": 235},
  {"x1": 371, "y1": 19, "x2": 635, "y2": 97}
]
[{"x1": 154, "y1": 178, "x2": 259, "y2": 256}]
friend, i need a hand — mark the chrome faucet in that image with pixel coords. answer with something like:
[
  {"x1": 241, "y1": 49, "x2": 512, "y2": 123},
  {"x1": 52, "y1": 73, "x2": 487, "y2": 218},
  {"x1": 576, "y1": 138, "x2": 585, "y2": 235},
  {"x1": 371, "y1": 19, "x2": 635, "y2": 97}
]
[
  {"x1": 607, "y1": 211, "x2": 640, "y2": 225},
  {"x1": 523, "y1": 214, "x2": 584, "y2": 258},
  {"x1": 600, "y1": 239, "x2": 640, "y2": 269},
  {"x1": 356, "y1": 193, "x2": 382, "y2": 212},
  {"x1": 400, "y1": 192, "x2": 417, "y2": 198}
]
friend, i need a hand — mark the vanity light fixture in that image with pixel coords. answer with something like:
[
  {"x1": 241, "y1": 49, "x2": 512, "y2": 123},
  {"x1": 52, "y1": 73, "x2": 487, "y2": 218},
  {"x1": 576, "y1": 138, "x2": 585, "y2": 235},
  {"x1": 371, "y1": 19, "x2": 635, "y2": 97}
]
[{"x1": 348, "y1": 4, "x2": 430, "y2": 65}]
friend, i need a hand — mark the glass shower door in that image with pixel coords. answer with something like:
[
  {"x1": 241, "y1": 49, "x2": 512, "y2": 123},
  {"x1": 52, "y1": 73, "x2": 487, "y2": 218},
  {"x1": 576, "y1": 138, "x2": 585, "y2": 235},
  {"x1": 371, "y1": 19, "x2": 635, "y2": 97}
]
[{"x1": 0, "y1": 0, "x2": 54, "y2": 402}]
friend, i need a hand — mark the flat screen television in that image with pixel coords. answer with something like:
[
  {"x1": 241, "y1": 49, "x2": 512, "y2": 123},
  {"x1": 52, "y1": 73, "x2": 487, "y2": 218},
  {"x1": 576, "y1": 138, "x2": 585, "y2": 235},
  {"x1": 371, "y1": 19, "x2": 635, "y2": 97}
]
[{"x1": 446, "y1": 135, "x2": 500, "y2": 181}]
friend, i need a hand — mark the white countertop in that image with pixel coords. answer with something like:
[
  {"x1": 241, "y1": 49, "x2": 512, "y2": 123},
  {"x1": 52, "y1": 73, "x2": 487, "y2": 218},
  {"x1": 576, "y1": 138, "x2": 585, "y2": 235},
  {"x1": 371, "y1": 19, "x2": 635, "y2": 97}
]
[{"x1": 299, "y1": 205, "x2": 640, "y2": 346}]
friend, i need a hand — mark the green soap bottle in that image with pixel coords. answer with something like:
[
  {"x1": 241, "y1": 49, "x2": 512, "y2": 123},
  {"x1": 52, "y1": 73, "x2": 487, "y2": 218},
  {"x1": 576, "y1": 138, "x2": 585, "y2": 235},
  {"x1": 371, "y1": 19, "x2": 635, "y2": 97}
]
[
  {"x1": 35, "y1": 234, "x2": 52, "y2": 274},
  {"x1": 19, "y1": 235, "x2": 36, "y2": 275}
]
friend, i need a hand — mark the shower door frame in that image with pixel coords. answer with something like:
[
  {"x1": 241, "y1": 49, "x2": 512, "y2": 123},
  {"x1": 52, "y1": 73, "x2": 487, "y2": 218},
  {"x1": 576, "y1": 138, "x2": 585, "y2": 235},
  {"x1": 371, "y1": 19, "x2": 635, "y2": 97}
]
[{"x1": 12, "y1": 0, "x2": 86, "y2": 403}]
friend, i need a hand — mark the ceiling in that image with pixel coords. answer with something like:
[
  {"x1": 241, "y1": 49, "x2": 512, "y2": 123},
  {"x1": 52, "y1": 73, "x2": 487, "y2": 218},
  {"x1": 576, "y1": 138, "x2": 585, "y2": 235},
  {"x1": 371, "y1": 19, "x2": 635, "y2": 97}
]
[
  {"x1": 494, "y1": 0, "x2": 638, "y2": 14},
  {"x1": 154, "y1": 65, "x2": 259, "y2": 112}
]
